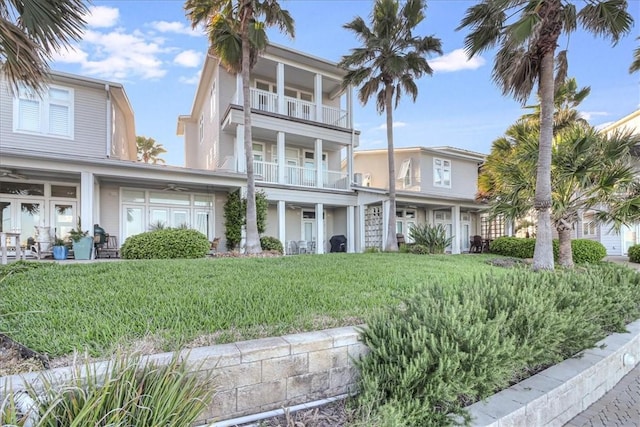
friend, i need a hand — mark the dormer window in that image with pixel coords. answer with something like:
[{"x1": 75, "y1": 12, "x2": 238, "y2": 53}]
[
  {"x1": 397, "y1": 158, "x2": 412, "y2": 188},
  {"x1": 13, "y1": 85, "x2": 74, "y2": 139}
]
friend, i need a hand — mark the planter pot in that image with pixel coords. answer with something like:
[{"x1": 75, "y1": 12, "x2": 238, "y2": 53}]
[
  {"x1": 52, "y1": 246, "x2": 69, "y2": 260},
  {"x1": 72, "y1": 236, "x2": 93, "y2": 260}
]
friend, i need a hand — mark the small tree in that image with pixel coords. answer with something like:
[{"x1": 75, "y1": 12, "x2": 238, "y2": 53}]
[
  {"x1": 223, "y1": 189, "x2": 268, "y2": 250},
  {"x1": 136, "y1": 136, "x2": 167, "y2": 164}
]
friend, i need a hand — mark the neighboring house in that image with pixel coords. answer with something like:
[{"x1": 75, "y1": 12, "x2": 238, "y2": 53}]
[
  {"x1": 352, "y1": 146, "x2": 486, "y2": 253},
  {"x1": 177, "y1": 43, "x2": 360, "y2": 253},
  {"x1": 0, "y1": 71, "x2": 245, "y2": 254},
  {"x1": 579, "y1": 109, "x2": 640, "y2": 256}
]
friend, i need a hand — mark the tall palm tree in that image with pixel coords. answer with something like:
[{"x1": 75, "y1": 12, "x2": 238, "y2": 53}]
[
  {"x1": 185, "y1": 0, "x2": 294, "y2": 254},
  {"x1": 631, "y1": 36, "x2": 640, "y2": 73},
  {"x1": 1, "y1": 0, "x2": 88, "y2": 93},
  {"x1": 339, "y1": 0, "x2": 442, "y2": 252},
  {"x1": 136, "y1": 136, "x2": 167, "y2": 164},
  {"x1": 459, "y1": 0, "x2": 633, "y2": 270}
]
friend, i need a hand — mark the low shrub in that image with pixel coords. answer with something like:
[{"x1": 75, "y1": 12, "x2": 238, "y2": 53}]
[
  {"x1": 629, "y1": 244, "x2": 640, "y2": 263},
  {"x1": 408, "y1": 244, "x2": 429, "y2": 255},
  {"x1": 0, "y1": 353, "x2": 214, "y2": 426},
  {"x1": 353, "y1": 264, "x2": 640, "y2": 425},
  {"x1": 260, "y1": 236, "x2": 284, "y2": 254},
  {"x1": 489, "y1": 237, "x2": 535, "y2": 259},
  {"x1": 121, "y1": 229, "x2": 210, "y2": 259},
  {"x1": 490, "y1": 237, "x2": 606, "y2": 264}
]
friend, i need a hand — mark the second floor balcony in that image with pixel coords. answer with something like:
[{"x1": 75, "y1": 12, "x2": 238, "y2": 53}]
[
  {"x1": 249, "y1": 88, "x2": 349, "y2": 128},
  {"x1": 253, "y1": 160, "x2": 349, "y2": 190}
]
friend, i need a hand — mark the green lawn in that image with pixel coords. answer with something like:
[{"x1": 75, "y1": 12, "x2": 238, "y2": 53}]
[{"x1": 0, "y1": 254, "x2": 505, "y2": 358}]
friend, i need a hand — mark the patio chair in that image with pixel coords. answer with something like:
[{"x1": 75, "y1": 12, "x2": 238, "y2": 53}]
[
  {"x1": 209, "y1": 237, "x2": 220, "y2": 255},
  {"x1": 96, "y1": 235, "x2": 119, "y2": 258},
  {"x1": 470, "y1": 235, "x2": 483, "y2": 253}
]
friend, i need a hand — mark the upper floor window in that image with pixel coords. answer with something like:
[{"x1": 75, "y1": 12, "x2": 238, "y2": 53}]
[
  {"x1": 210, "y1": 81, "x2": 216, "y2": 121},
  {"x1": 13, "y1": 85, "x2": 74, "y2": 139},
  {"x1": 397, "y1": 158, "x2": 412, "y2": 188},
  {"x1": 199, "y1": 114, "x2": 204, "y2": 143},
  {"x1": 434, "y1": 158, "x2": 451, "y2": 188}
]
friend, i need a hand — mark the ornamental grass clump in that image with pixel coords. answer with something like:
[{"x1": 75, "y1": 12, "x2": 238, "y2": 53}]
[
  {"x1": 0, "y1": 353, "x2": 214, "y2": 426},
  {"x1": 353, "y1": 264, "x2": 640, "y2": 426}
]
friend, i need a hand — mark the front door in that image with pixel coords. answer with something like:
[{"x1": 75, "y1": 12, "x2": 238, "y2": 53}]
[{"x1": 50, "y1": 201, "x2": 76, "y2": 240}]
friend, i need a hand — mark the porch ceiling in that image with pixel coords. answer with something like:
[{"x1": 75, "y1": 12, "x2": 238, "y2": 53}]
[{"x1": 253, "y1": 58, "x2": 341, "y2": 95}]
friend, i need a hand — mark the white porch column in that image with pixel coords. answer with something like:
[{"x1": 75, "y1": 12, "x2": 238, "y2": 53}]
[
  {"x1": 278, "y1": 200, "x2": 286, "y2": 252},
  {"x1": 316, "y1": 203, "x2": 324, "y2": 254},
  {"x1": 315, "y1": 138, "x2": 323, "y2": 188},
  {"x1": 277, "y1": 131, "x2": 285, "y2": 184},
  {"x1": 347, "y1": 144, "x2": 354, "y2": 188},
  {"x1": 80, "y1": 172, "x2": 95, "y2": 258},
  {"x1": 358, "y1": 205, "x2": 366, "y2": 252},
  {"x1": 382, "y1": 200, "x2": 390, "y2": 249},
  {"x1": 314, "y1": 73, "x2": 323, "y2": 123},
  {"x1": 236, "y1": 124, "x2": 246, "y2": 173},
  {"x1": 347, "y1": 85, "x2": 353, "y2": 128},
  {"x1": 451, "y1": 205, "x2": 461, "y2": 254},
  {"x1": 235, "y1": 74, "x2": 243, "y2": 105},
  {"x1": 277, "y1": 63, "x2": 285, "y2": 115},
  {"x1": 347, "y1": 205, "x2": 355, "y2": 253},
  {"x1": 506, "y1": 219, "x2": 514, "y2": 236}
]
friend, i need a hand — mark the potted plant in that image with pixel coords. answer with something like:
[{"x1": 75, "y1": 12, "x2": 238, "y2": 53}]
[
  {"x1": 52, "y1": 237, "x2": 69, "y2": 260},
  {"x1": 69, "y1": 218, "x2": 93, "y2": 260}
]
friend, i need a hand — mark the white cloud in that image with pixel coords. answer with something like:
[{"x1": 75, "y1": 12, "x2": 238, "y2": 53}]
[
  {"x1": 150, "y1": 21, "x2": 203, "y2": 37},
  {"x1": 56, "y1": 29, "x2": 168, "y2": 80},
  {"x1": 174, "y1": 50, "x2": 203, "y2": 68},
  {"x1": 84, "y1": 6, "x2": 119, "y2": 28},
  {"x1": 431, "y1": 49, "x2": 485, "y2": 73},
  {"x1": 52, "y1": 46, "x2": 89, "y2": 64},
  {"x1": 580, "y1": 111, "x2": 609, "y2": 121},
  {"x1": 374, "y1": 121, "x2": 407, "y2": 131},
  {"x1": 179, "y1": 71, "x2": 202, "y2": 85}
]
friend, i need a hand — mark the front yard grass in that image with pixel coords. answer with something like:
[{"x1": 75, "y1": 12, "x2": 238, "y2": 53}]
[{"x1": 0, "y1": 253, "x2": 504, "y2": 358}]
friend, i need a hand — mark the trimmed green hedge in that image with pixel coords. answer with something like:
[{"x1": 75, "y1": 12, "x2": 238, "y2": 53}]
[
  {"x1": 260, "y1": 236, "x2": 283, "y2": 254},
  {"x1": 121, "y1": 229, "x2": 210, "y2": 259},
  {"x1": 354, "y1": 264, "x2": 640, "y2": 426},
  {"x1": 489, "y1": 237, "x2": 606, "y2": 264},
  {"x1": 628, "y1": 244, "x2": 640, "y2": 263}
]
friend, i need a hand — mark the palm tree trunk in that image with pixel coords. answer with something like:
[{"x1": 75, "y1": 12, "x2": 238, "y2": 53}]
[
  {"x1": 241, "y1": 7, "x2": 261, "y2": 254},
  {"x1": 532, "y1": 50, "x2": 555, "y2": 271},
  {"x1": 385, "y1": 82, "x2": 398, "y2": 252},
  {"x1": 557, "y1": 223, "x2": 573, "y2": 268}
]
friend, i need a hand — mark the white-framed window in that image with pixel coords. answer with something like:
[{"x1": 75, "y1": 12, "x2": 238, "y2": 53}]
[
  {"x1": 255, "y1": 80, "x2": 276, "y2": 92},
  {"x1": 397, "y1": 159, "x2": 412, "y2": 188},
  {"x1": 13, "y1": 85, "x2": 74, "y2": 138},
  {"x1": 434, "y1": 158, "x2": 451, "y2": 188},
  {"x1": 582, "y1": 213, "x2": 597, "y2": 236},
  {"x1": 199, "y1": 114, "x2": 204, "y2": 143}
]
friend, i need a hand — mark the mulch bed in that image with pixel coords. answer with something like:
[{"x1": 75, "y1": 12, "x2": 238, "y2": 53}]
[{"x1": 0, "y1": 334, "x2": 49, "y2": 376}]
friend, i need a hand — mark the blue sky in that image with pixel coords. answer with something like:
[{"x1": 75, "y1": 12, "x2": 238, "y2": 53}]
[{"x1": 51, "y1": 0, "x2": 640, "y2": 166}]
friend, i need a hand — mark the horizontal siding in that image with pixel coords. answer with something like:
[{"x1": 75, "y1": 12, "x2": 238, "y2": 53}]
[{"x1": 0, "y1": 77, "x2": 107, "y2": 159}]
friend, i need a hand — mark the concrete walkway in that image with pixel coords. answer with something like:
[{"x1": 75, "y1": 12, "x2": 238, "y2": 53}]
[{"x1": 564, "y1": 256, "x2": 640, "y2": 427}]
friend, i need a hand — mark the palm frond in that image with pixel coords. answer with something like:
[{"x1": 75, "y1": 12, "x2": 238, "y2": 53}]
[
  {"x1": 630, "y1": 36, "x2": 640, "y2": 73},
  {"x1": 577, "y1": 0, "x2": 634, "y2": 44}
]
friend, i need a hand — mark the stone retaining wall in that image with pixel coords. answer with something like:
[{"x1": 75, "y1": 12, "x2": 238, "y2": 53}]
[
  {"x1": 466, "y1": 319, "x2": 640, "y2": 426},
  {"x1": 0, "y1": 326, "x2": 367, "y2": 425}
]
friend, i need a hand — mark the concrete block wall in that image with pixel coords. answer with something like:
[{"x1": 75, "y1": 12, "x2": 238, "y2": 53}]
[
  {"x1": 466, "y1": 319, "x2": 640, "y2": 426},
  {"x1": 0, "y1": 326, "x2": 367, "y2": 426}
]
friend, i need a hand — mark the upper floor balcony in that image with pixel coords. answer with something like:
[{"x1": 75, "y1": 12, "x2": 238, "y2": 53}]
[
  {"x1": 253, "y1": 160, "x2": 349, "y2": 190},
  {"x1": 249, "y1": 88, "x2": 349, "y2": 128}
]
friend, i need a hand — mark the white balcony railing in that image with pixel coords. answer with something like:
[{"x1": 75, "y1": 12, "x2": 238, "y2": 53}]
[
  {"x1": 249, "y1": 88, "x2": 349, "y2": 128},
  {"x1": 324, "y1": 170, "x2": 349, "y2": 190},
  {"x1": 253, "y1": 160, "x2": 278, "y2": 183},
  {"x1": 286, "y1": 164, "x2": 317, "y2": 187}
]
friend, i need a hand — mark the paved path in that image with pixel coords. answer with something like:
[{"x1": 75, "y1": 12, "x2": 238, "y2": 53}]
[
  {"x1": 565, "y1": 364, "x2": 640, "y2": 427},
  {"x1": 564, "y1": 256, "x2": 640, "y2": 427}
]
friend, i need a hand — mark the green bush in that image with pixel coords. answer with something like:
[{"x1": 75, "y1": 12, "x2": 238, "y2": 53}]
[
  {"x1": 408, "y1": 244, "x2": 429, "y2": 255},
  {"x1": 629, "y1": 244, "x2": 640, "y2": 263},
  {"x1": 408, "y1": 224, "x2": 453, "y2": 254},
  {"x1": 353, "y1": 264, "x2": 640, "y2": 425},
  {"x1": 121, "y1": 229, "x2": 210, "y2": 259},
  {"x1": 490, "y1": 237, "x2": 536, "y2": 258},
  {"x1": 1, "y1": 353, "x2": 213, "y2": 426},
  {"x1": 260, "y1": 236, "x2": 283, "y2": 254},
  {"x1": 490, "y1": 237, "x2": 606, "y2": 264}
]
